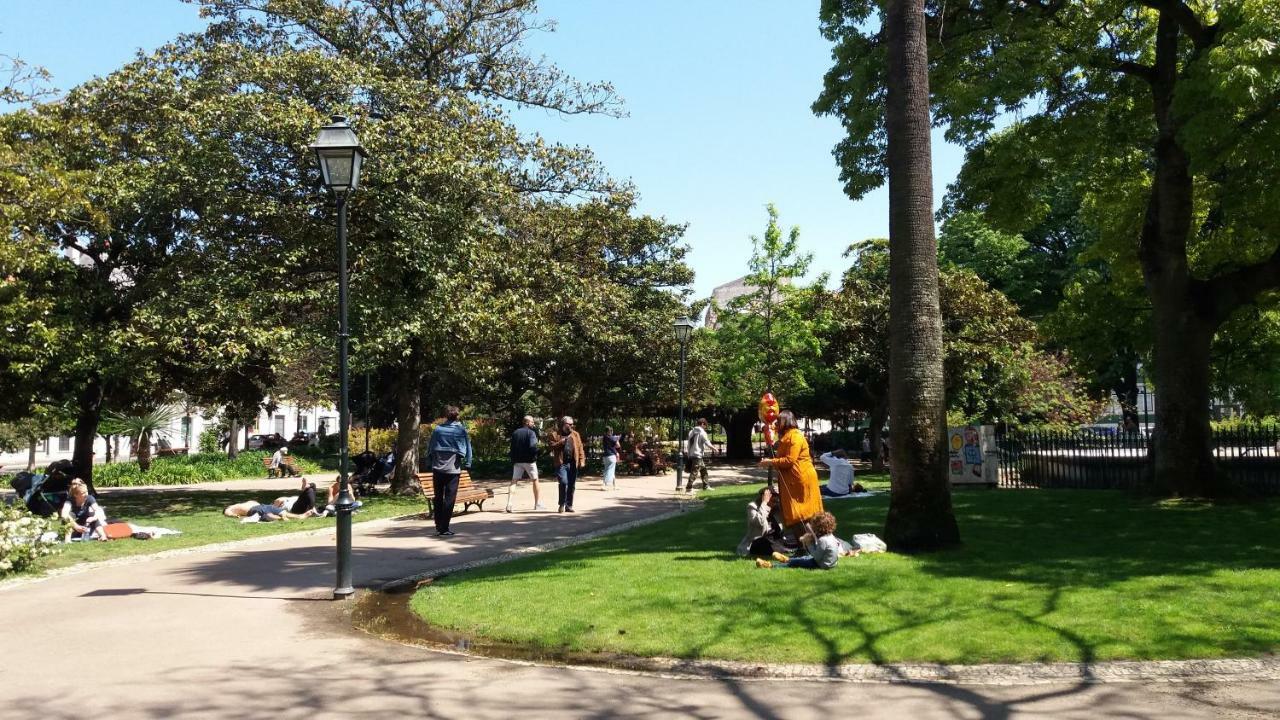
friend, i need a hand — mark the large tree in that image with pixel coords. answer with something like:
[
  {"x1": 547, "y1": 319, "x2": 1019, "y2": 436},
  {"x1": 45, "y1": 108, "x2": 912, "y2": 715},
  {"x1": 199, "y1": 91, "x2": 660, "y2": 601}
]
[
  {"x1": 818, "y1": 1, "x2": 1280, "y2": 497},
  {"x1": 706, "y1": 204, "x2": 829, "y2": 459},
  {"x1": 882, "y1": 0, "x2": 959, "y2": 550}
]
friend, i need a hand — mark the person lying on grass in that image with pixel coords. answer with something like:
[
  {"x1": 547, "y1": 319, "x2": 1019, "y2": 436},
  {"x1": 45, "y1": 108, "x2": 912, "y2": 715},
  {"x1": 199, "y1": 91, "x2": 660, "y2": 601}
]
[
  {"x1": 223, "y1": 498, "x2": 322, "y2": 522},
  {"x1": 756, "y1": 511, "x2": 857, "y2": 569},
  {"x1": 61, "y1": 478, "x2": 108, "y2": 542}
]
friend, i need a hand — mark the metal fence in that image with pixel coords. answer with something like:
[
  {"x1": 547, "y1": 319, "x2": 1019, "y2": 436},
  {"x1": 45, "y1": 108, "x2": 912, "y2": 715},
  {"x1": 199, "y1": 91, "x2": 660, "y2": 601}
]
[{"x1": 996, "y1": 427, "x2": 1280, "y2": 494}]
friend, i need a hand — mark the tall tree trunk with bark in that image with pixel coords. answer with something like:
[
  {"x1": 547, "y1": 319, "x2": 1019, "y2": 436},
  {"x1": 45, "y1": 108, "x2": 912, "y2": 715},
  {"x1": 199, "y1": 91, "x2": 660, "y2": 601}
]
[
  {"x1": 71, "y1": 375, "x2": 103, "y2": 494},
  {"x1": 1140, "y1": 11, "x2": 1223, "y2": 497},
  {"x1": 26, "y1": 439, "x2": 37, "y2": 471},
  {"x1": 227, "y1": 416, "x2": 240, "y2": 459},
  {"x1": 723, "y1": 406, "x2": 759, "y2": 460},
  {"x1": 868, "y1": 398, "x2": 888, "y2": 474},
  {"x1": 137, "y1": 429, "x2": 153, "y2": 472},
  {"x1": 881, "y1": 0, "x2": 961, "y2": 552},
  {"x1": 391, "y1": 362, "x2": 423, "y2": 495}
]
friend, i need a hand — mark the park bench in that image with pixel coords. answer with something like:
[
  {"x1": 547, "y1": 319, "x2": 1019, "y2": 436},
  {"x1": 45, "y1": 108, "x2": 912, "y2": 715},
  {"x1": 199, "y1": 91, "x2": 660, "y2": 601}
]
[
  {"x1": 262, "y1": 456, "x2": 300, "y2": 478},
  {"x1": 156, "y1": 447, "x2": 188, "y2": 458},
  {"x1": 415, "y1": 471, "x2": 493, "y2": 514}
]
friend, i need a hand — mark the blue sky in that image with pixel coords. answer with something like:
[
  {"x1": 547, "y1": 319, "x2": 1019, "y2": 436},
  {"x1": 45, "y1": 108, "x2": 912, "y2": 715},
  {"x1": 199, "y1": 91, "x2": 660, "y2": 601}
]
[{"x1": 2, "y1": 0, "x2": 966, "y2": 298}]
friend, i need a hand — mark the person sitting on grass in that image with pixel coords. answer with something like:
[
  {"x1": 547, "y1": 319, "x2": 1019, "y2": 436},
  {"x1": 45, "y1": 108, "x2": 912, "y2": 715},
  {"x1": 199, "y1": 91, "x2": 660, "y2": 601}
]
[
  {"x1": 737, "y1": 486, "x2": 786, "y2": 558},
  {"x1": 61, "y1": 478, "x2": 108, "y2": 542},
  {"x1": 323, "y1": 476, "x2": 364, "y2": 514},
  {"x1": 817, "y1": 449, "x2": 865, "y2": 497},
  {"x1": 756, "y1": 511, "x2": 856, "y2": 569}
]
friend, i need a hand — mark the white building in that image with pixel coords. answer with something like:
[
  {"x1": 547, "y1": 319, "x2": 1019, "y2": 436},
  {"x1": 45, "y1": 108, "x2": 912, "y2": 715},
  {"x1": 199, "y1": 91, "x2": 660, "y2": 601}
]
[{"x1": 0, "y1": 400, "x2": 338, "y2": 471}]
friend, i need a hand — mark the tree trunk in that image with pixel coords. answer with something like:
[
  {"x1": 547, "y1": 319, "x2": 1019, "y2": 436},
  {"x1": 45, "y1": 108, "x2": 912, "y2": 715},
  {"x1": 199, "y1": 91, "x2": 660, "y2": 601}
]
[
  {"x1": 1138, "y1": 11, "x2": 1220, "y2": 497},
  {"x1": 71, "y1": 375, "x2": 103, "y2": 495},
  {"x1": 1149, "y1": 301, "x2": 1217, "y2": 495},
  {"x1": 228, "y1": 416, "x2": 240, "y2": 460},
  {"x1": 868, "y1": 398, "x2": 888, "y2": 474},
  {"x1": 391, "y1": 363, "x2": 423, "y2": 495},
  {"x1": 137, "y1": 429, "x2": 153, "y2": 472},
  {"x1": 881, "y1": 0, "x2": 961, "y2": 552},
  {"x1": 723, "y1": 406, "x2": 758, "y2": 461},
  {"x1": 1112, "y1": 361, "x2": 1140, "y2": 431},
  {"x1": 26, "y1": 439, "x2": 36, "y2": 472}
]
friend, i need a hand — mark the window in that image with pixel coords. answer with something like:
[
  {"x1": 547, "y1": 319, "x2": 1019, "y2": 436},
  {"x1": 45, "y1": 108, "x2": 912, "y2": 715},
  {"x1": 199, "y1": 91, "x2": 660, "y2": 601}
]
[
  {"x1": 274, "y1": 415, "x2": 286, "y2": 436},
  {"x1": 299, "y1": 416, "x2": 309, "y2": 431},
  {"x1": 57, "y1": 436, "x2": 71, "y2": 452}
]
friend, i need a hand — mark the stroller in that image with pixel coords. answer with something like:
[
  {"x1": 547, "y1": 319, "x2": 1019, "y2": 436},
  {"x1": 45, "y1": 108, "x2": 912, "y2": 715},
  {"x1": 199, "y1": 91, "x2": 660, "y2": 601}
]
[
  {"x1": 9, "y1": 460, "x2": 76, "y2": 517},
  {"x1": 353, "y1": 450, "x2": 395, "y2": 496}
]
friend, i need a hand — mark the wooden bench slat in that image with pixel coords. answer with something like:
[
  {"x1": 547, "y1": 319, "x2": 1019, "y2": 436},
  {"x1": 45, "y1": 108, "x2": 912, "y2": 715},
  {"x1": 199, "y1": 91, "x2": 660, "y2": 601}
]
[{"x1": 415, "y1": 471, "x2": 493, "y2": 514}]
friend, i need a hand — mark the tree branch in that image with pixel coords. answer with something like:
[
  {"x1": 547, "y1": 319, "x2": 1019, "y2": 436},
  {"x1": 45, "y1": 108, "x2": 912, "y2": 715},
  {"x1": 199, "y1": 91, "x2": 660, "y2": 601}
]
[
  {"x1": 1138, "y1": 0, "x2": 1219, "y2": 50},
  {"x1": 1201, "y1": 245, "x2": 1280, "y2": 324}
]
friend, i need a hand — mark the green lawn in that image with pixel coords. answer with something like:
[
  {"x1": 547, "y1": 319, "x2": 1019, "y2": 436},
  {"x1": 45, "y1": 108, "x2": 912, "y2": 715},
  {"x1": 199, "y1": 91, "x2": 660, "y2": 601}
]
[
  {"x1": 30, "y1": 490, "x2": 425, "y2": 574},
  {"x1": 412, "y1": 479, "x2": 1280, "y2": 665}
]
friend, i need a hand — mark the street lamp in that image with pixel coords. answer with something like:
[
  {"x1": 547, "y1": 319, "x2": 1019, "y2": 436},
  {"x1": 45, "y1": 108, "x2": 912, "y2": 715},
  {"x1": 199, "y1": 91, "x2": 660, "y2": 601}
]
[
  {"x1": 310, "y1": 115, "x2": 368, "y2": 600},
  {"x1": 674, "y1": 316, "x2": 695, "y2": 492}
]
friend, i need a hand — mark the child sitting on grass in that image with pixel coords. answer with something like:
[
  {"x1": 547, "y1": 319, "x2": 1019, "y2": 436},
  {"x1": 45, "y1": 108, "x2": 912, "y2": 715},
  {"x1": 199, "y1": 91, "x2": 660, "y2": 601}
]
[{"x1": 756, "y1": 511, "x2": 856, "y2": 569}]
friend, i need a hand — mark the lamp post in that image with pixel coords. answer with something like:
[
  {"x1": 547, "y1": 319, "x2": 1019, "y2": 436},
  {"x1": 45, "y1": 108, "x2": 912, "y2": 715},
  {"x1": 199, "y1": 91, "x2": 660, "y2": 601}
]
[
  {"x1": 673, "y1": 316, "x2": 695, "y2": 491},
  {"x1": 310, "y1": 115, "x2": 368, "y2": 600}
]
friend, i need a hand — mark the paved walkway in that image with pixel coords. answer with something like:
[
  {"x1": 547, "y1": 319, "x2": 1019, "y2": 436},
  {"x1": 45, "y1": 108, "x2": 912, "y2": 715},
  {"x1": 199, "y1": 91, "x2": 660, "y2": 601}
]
[{"x1": 2, "y1": 468, "x2": 1278, "y2": 719}]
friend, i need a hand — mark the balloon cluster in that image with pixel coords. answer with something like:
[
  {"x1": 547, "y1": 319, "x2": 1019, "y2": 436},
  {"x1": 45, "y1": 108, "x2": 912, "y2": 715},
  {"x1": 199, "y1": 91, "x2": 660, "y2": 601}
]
[{"x1": 758, "y1": 392, "x2": 779, "y2": 445}]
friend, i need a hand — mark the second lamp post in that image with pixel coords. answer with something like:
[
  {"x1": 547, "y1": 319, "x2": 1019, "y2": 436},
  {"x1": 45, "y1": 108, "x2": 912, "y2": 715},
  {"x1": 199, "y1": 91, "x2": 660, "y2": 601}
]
[
  {"x1": 673, "y1": 316, "x2": 695, "y2": 491},
  {"x1": 310, "y1": 115, "x2": 369, "y2": 600}
]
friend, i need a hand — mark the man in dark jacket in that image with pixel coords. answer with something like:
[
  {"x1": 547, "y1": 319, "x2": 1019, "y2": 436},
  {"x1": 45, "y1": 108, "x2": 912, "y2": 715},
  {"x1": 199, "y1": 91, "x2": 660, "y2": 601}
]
[
  {"x1": 427, "y1": 405, "x2": 472, "y2": 537},
  {"x1": 507, "y1": 415, "x2": 542, "y2": 512}
]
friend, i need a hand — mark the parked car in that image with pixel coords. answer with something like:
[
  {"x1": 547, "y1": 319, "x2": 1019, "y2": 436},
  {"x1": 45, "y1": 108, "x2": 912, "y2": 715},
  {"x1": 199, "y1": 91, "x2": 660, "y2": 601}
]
[
  {"x1": 288, "y1": 431, "x2": 318, "y2": 448},
  {"x1": 248, "y1": 433, "x2": 288, "y2": 450}
]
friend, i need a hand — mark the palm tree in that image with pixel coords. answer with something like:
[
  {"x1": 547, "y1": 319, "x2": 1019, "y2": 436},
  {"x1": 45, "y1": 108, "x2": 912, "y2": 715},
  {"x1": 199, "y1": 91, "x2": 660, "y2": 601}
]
[
  {"x1": 882, "y1": 0, "x2": 961, "y2": 551},
  {"x1": 102, "y1": 407, "x2": 180, "y2": 473}
]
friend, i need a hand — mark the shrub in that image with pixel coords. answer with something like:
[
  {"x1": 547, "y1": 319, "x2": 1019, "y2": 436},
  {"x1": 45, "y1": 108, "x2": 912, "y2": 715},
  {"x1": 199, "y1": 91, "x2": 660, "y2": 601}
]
[
  {"x1": 198, "y1": 427, "x2": 220, "y2": 454},
  {"x1": 93, "y1": 451, "x2": 323, "y2": 487},
  {"x1": 0, "y1": 502, "x2": 62, "y2": 575}
]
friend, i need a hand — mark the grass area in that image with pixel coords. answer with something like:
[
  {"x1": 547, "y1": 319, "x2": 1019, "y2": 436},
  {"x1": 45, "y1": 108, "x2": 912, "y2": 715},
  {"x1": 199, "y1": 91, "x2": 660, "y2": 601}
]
[
  {"x1": 93, "y1": 451, "x2": 327, "y2": 487},
  {"x1": 412, "y1": 478, "x2": 1280, "y2": 665},
  {"x1": 27, "y1": 490, "x2": 426, "y2": 574}
]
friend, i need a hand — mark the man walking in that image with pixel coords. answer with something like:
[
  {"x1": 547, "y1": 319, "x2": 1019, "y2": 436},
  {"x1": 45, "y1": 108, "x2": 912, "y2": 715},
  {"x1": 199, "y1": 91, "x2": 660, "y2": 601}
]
[
  {"x1": 685, "y1": 418, "x2": 714, "y2": 492},
  {"x1": 549, "y1": 416, "x2": 585, "y2": 513},
  {"x1": 507, "y1": 415, "x2": 544, "y2": 512},
  {"x1": 427, "y1": 405, "x2": 472, "y2": 536}
]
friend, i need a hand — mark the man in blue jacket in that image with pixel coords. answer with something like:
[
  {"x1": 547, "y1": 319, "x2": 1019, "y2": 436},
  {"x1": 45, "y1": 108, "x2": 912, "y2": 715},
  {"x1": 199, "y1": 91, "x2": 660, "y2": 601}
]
[{"x1": 427, "y1": 405, "x2": 472, "y2": 537}]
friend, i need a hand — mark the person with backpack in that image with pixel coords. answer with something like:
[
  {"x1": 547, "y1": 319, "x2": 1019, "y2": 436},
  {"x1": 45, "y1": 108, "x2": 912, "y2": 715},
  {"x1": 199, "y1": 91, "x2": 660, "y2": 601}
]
[
  {"x1": 427, "y1": 406, "x2": 472, "y2": 536},
  {"x1": 684, "y1": 418, "x2": 714, "y2": 492}
]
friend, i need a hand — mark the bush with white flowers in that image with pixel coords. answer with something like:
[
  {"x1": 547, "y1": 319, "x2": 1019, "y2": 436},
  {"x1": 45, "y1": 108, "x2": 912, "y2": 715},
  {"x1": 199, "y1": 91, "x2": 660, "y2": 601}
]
[{"x1": 0, "y1": 502, "x2": 62, "y2": 575}]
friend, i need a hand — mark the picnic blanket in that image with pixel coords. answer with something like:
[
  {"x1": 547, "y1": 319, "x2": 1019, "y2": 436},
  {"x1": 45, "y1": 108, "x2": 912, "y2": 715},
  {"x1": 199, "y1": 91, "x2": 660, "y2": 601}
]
[{"x1": 823, "y1": 491, "x2": 881, "y2": 500}]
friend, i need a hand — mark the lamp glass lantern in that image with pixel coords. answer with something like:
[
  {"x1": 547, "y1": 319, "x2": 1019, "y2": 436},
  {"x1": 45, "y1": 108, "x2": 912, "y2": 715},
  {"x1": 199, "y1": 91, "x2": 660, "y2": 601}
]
[
  {"x1": 310, "y1": 115, "x2": 368, "y2": 193},
  {"x1": 673, "y1": 316, "x2": 695, "y2": 343}
]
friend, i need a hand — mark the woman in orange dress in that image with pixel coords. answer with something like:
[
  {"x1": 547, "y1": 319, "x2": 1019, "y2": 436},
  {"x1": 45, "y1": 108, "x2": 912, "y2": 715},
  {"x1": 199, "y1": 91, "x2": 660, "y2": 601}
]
[{"x1": 759, "y1": 410, "x2": 824, "y2": 528}]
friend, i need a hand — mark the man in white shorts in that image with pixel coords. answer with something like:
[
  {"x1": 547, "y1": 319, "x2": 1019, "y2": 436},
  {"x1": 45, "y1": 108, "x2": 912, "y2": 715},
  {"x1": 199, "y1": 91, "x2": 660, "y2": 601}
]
[{"x1": 507, "y1": 415, "x2": 544, "y2": 511}]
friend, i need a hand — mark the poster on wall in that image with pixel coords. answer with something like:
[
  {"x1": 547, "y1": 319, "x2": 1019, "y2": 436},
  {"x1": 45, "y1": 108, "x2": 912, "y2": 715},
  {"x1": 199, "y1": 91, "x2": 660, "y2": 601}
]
[{"x1": 948, "y1": 425, "x2": 995, "y2": 486}]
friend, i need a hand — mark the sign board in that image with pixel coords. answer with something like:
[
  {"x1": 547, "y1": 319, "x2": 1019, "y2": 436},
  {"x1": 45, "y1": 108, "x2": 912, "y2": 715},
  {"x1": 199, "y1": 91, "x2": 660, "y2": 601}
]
[{"x1": 947, "y1": 425, "x2": 997, "y2": 486}]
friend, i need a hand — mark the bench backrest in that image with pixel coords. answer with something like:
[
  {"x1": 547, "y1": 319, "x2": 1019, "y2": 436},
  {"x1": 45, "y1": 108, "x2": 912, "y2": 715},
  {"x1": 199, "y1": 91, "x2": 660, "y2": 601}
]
[{"x1": 415, "y1": 471, "x2": 474, "y2": 492}]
